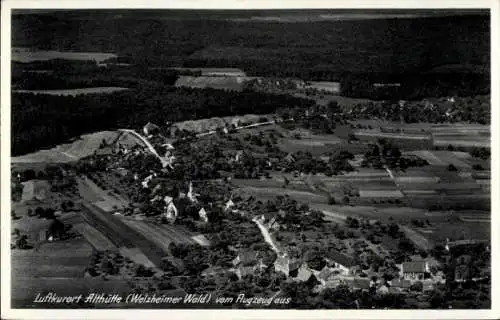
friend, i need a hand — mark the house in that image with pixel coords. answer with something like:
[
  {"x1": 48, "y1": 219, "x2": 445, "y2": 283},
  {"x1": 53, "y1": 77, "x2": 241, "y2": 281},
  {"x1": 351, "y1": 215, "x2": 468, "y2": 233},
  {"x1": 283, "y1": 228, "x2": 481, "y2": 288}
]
[
  {"x1": 164, "y1": 196, "x2": 174, "y2": 205},
  {"x1": 232, "y1": 249, "x2": 259, "y2": 267},
  {"x1": 162, "y1": 143, "x2": 175, "y2": 150},
  {"x1": 401, "y1": 261, "x2": 430, "y2": 281},
  {"x1": 201, "y1": 266, "x2": 227, "y2": 278},
  {"x1": 274, "y1": 253, "x2": 301, "y2": 277},
  {"x1": 142, "y1": 174, "x2": 154, "y2": 189},
  {"x1": 284, "y1": 153, "x2": 295, "y2": 163},
  {"x1": 143, "y1": 122, "x2": 160, "y2": 136},
  {"x1": 317, "y1": 266, "x2": 338, "y2": 285},
  {"x1": 377, "y1": 284, "x2": 390, "y2": 295},
  {"x1": 456, "y1": 255, "x2": 472, "y2": 265},
  {"x1": 234, "y1": 150, "x2": 244, "y2": 163},
  {"x1": 325, "y1": 250, "x2": 356, "y2": 275},
  {"x1": 343, "y1": 278, "x2": 371, "y2": 292},
  {"x1": 162, "y1": 197, "x2": 178, "y2": 223},
  {"x1": 390, "y1": 279, "x2": 412, "y2": 291},
  {"x1": 422, "y1": 283, "x2": 435, "y2": 292},
  {"x1": 294, "y1": 264, "x2": 320, "y2": 286},
  {"x1": 187, "y1": 182, "x2": 199, "y2": 203},
  {"x1": 388, "y1": 287, "x2": 402, "y2": 294},
  {"x1": 95, "y1": 147, "x2": 113, "y2": 156},
  {"x1": 224, "y1": 199, "x2": 235, "y2": 212},
  {"x1": 235, "y1": 265, "x2": 254, "y2": 280},
  {"x1": 454, "y1": 265, "x2": 470, "y2": 282},
  {"x1": 46, "y1": 219, "x2": 65, "y2": 241},
  {"x1": 267, "y1": 216, "x2": 280, "y2": 231},
  {"x1": 115, "y1": 167, "x2": 129, "y2": 177},
  {"x1": 199, "y1": 208, "x2": 208, "y2": 223},
  {"x1": 161, "y1": 256, "x2": 185, "y2": 275}
]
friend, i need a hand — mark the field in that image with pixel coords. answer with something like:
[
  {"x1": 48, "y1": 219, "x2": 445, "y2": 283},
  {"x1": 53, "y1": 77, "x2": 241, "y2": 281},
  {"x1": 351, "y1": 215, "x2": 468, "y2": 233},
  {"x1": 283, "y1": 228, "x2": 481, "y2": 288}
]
[
  {"x1": 12, "y1": 238, "x2": 93, "y2": 279},
  {"x1": 77, "y1": 175, "x2": 130, "y2": 213},
  {"x1": 174, "y1": 75, "x2": 251, "y2": 91},
  {"x1": 120, "y1": 218, "x2": 198, "y2": 253},
  {"x1": 81, "y1": 204, "x2": 163, "y2": 269},
  {"x1": 172, "y1": 114, "x2": 271, "y2": 134},
  {"x1": 12, "y1": 131, "x2": 123, "y2": 163},
  {"x1": 13, "y1": 87, "x2": 129, "y2": 96},
  {"x1": 304, "y1": 81, "x2": 341, "y2": 93},
  {"x1": 73, "y1": 223, "x2": 117, "y2": 251},
  {"x1": 12, "y1": 47, "x2": 117, "y2": 63},
  {"x1": 293, "y1": 93, "x2": 373, "y2": 107}
]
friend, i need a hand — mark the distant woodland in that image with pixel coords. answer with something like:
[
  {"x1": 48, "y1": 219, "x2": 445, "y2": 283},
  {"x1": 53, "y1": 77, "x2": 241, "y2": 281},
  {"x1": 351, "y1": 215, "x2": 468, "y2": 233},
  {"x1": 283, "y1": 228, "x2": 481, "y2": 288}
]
[
  {"x1": 11, "y1": 88, "x2": 314, "y2": 155},
  {"x1": 13, "y1": 12, "x2": 489, "y2": 81}
]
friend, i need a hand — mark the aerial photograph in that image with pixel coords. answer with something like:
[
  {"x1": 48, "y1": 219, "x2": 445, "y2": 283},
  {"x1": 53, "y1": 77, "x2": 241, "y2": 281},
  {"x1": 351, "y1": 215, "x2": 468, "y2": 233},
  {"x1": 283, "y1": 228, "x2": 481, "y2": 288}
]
[{"x1": 8, "y1": 9, "x2": 491, "y2": 310}]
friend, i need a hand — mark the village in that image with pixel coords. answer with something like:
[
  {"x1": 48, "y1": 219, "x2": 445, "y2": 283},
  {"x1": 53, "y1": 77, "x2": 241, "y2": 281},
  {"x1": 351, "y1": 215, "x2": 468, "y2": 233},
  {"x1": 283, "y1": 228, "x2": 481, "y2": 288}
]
[{"x1": 11, "y1": 100, "x2": 491, "y2": 308}]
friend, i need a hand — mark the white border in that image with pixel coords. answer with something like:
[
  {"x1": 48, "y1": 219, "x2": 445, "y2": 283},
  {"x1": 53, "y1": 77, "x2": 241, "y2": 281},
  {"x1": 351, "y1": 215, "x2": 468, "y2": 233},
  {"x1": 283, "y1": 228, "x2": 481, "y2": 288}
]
[{"x1": 1, "y1": 1, "x2": 499, "y2": 319}]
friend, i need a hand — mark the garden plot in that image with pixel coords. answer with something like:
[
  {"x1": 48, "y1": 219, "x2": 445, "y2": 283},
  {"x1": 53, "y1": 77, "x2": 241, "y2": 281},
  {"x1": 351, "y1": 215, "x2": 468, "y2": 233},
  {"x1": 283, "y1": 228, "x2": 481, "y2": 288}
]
[
  {"x1": 118, "y1": 247, "x2": 157, "y2": 270},
  {"x1": 407, "y1": 150, "x2": 446, "y2": 166},
  {"x1": 12, "y1": 238, "x2": 92, "y2": 279},
  {"x1": 120, "y1": 219, "x2": 195, "y2": 253},
  {"x1": 358, "y1": 190, "x2": 404, "y2": 198},
  {"x1": 73, "y1": 223, "x2": 116, "y2": 251},
  {"x1": 431, "y1": 151, "x2": 472, "y2": 169}
]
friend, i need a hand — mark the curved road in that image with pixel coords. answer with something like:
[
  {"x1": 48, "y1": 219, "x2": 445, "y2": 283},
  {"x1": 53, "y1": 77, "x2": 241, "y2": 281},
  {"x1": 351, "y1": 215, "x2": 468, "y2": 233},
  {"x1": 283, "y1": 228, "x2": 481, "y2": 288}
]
[
  {"x1": 118, "y1": 129, "x2": 168, "y2": 167},
  {"x1": 252, "y1": 217, "x2": 280, "y2": 254}
]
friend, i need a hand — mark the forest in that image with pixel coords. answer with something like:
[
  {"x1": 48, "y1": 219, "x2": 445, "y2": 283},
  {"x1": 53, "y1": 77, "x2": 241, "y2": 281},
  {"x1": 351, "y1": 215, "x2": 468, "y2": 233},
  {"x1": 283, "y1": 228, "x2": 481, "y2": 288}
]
[
  {"x1": 13, "y1": 12, "x2": 489, "y2": 82},
  {"x1": 11, "y1": 88, "x2": 314, "y2": 155}
]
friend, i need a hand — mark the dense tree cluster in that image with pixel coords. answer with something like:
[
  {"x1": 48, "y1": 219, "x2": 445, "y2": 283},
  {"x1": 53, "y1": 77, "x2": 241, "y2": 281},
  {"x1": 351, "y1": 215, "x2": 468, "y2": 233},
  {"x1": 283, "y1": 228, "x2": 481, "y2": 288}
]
[
  {"x1": 362, "y1": 139, "x2": 428, "y2": 170},
  {"x1": 12, "y1": 87, "x2": 314, "y2": 155},
  {"x1": 348, "y1": 95, "x2": 490, "y2": 124},
  {"x1": 12, "y1": 60, "x2": 181, "y2": 90},
  {"x1": 14, "y1": 12, "x2": 489, "y2": 97}
]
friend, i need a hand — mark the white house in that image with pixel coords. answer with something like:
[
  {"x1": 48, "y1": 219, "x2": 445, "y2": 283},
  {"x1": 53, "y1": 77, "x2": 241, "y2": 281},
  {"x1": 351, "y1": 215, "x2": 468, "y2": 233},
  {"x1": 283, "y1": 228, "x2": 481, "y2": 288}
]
[
  {"x1": 224, "y1": 199, "x2": 235, "y2": 211},
  {"x1": 163, "y1": 202, "x2": 178, "y2": 223},
  {"x1": 143, "y1": 122, "x2": 160, "y2": 137},
  {"x1": 187, "y1": 182, "x2": 199, "y2": 203},
  {"x1": 199, "y1": 207, "x2": 208, "y2": 223},
  {"x1": 141, "y1": 174, "x2": 154, "y2": 189},
  {"x1": 164, "y1": 195, "x2": 174, "y2": 205},
  {"x1": 401, "y1": 261, "x2": 430, "y2": 281}
]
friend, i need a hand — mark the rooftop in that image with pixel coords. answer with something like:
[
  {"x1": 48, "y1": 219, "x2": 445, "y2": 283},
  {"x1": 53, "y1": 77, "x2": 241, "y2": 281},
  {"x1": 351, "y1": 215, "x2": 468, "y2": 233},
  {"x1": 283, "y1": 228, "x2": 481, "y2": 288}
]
[
  {"x1": 326, "y1": 250, "x2": 355, "y2": 268},
  {"x1": 402, "y1": 261, "x2": 427, "y2": 273}
]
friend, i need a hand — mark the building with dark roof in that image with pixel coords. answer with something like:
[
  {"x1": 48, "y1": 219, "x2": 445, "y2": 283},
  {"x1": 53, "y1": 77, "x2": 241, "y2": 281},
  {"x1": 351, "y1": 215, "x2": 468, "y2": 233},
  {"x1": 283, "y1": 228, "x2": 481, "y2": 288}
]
[
  {"x1": 401, "y1": 261, "x2": 430, "y2": 280},
  {"x1": 325, "y1": 250, "x2": 356, "y2": 275}
]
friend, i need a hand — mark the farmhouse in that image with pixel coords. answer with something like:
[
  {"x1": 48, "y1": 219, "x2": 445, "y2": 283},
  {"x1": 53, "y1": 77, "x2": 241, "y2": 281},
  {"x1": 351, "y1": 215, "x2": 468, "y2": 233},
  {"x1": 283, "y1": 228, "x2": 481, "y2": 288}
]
[
  {"x1": 344, "y1": 278, "x2": 371, "y2": 292},
  {"x1": 46, "y1": 219, "x2": 66, "y2": 241},
  {"x1": 162, "y1": 196, "x2": 178, "y2": 223},
  {"x1": 232, "y1": 249, "x2": 259, "y2": 267},
  {"x1": 198, "y1": 208, "x2": 208, "y2": 223},
  {"x1": 455, "y1": 265, "x2": 470, "y2": 282},
  {"x1": 274, "y1": 253, "x2": 301, "y2": 277},
  {"x1": 390, "y1": 279, "x2": 412, "y2": 291},
  {"x1": 317, "y1": 266, "x2": 338, "y2": 285},
  {"x1": 325, "y1": 250, "x2": 356, "y2": 275},
  {"x1": 143, "y1": 122, "x2": 160, "y2": 136},
  {"x1": 401, "y1": 261, "x2": 430, "y2": 281},
  {"x1": 21, "y1": 180, "x2": 51, "y2": 203},
  {"x1": 234, "y1": 265, "x2": 255, "y2": 279},
  {"x1": 294, "y1": 264, "x2": 320, "y2": 286},
  {"x1": 161, "y1": 256, "x2": 185, "y2": 274},
  {"x1": 376, "y1": 284, "x2": 390, "y2": 295},
  {"x1": 201, "y1": 266, "x2": 227, "y2": 278},
  {"x1": 284, "y1": 153, "x2": 295, "y2": 163},
  {"x1": 187, "y1": 182, "x2": 199, "y2": 203},
  {"x1": 224, "y1": 199, "x2": 235, "y2": 211}
]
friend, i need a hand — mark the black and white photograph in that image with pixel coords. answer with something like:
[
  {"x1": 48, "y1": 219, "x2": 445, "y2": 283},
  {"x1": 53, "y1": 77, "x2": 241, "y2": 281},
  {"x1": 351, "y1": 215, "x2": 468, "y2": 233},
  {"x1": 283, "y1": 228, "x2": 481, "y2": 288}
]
[{"x1": 1, "y1": 1, "x2": 498, "y2": 319}]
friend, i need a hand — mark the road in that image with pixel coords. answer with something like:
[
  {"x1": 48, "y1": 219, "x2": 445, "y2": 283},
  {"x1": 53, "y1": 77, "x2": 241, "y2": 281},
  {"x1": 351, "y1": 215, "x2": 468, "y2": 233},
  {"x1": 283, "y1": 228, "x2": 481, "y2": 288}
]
[
  {"x1": 252, "y1": 218, "x2": 280, "y2": 254},
  {"x1": 118, "y1": 129, "x2": 168, "y2": 167}
]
